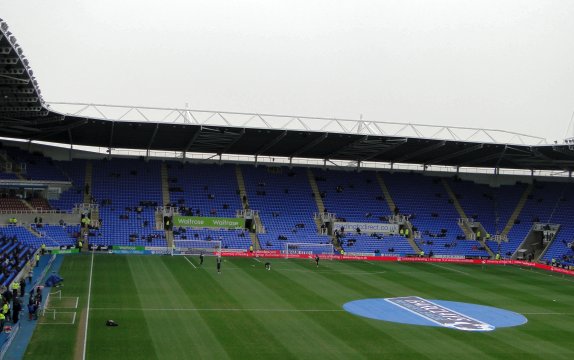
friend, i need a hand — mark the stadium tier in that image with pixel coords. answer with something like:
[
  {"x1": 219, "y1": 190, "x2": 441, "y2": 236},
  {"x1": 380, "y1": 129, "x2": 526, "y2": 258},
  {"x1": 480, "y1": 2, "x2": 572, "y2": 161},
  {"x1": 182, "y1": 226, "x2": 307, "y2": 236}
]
[
  {"x1": 1, "y1": 146, "x2": 68, "y2": 181},
  {"x1": 0, "y1": 154, "x2": 573, "y2": 262}
]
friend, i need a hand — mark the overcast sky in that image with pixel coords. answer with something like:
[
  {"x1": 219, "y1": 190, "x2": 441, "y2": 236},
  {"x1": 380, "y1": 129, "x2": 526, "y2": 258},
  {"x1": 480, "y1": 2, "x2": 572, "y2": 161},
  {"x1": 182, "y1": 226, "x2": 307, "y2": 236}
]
[{"x1": 3, "y1": 0, "x2": 574, "y2": 142}]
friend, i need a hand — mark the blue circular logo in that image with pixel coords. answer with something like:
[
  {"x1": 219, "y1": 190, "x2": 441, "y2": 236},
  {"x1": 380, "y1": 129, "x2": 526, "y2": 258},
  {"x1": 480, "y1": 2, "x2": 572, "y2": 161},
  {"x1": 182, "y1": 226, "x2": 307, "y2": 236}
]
[{"x1": 343, "y1": 296, "x2": 527, "y2": 331}]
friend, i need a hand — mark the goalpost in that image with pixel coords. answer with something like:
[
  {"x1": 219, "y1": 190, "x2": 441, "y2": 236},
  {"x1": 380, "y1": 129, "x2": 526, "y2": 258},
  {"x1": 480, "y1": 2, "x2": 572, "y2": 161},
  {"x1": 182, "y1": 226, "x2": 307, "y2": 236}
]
[
  {"x1": 283, "y1": 242, "x2": 335, "y2": 259},
  {"x1": 171, "y1": 240, "x2": 222, "y2": 256}
]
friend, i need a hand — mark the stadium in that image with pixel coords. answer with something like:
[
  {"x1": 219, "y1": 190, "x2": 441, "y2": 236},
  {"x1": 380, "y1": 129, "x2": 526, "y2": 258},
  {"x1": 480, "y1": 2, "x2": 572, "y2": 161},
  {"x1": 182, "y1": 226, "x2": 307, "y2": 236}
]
[{"x1": 1, "y1": 6, "x2": 574, "y2": 360}]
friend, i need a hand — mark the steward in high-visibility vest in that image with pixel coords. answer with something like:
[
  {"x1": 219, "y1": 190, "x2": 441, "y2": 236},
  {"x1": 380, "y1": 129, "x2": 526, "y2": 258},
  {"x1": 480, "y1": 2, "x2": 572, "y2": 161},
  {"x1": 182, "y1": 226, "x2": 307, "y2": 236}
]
[
  {"x1": 11, "y1": 281, "x2": 20, "y2": 298},
  {"x1": 249, "y1": 245, "x2": 253, "y2": 253},
  {"x1": 399, "y1": 228, "x2": 404, "y2": 236},
  {"x1": 404, "y1": 228, "x2": 410, "y2": 237},
  {"x1": 35, "y1": 253, "x2": 40, "y2": 267},
  {"x1": 485, "y1": 233, "x2": 491, "y2": 240},
  {"x1": 340, "y1": 249, "x2": 345, "y2": 255},
  {"x1": 41, "y1": 244, "x2": 46, "y2": 255},
  {"x1": 0, "y1": 312, "x2": 5, "y2": 328},
  {"x1": 476, "y1": 231, "x2": 481, "y2": 240},
  {"x1": 419, "y1": 250, "x2": 425, "y2": 258},
  {"x1": 2, "y1": 303, "x2": 9, "y2": 318},
  {"x1": 495, "y1": 253, "x2": 501, "y2": 260}
]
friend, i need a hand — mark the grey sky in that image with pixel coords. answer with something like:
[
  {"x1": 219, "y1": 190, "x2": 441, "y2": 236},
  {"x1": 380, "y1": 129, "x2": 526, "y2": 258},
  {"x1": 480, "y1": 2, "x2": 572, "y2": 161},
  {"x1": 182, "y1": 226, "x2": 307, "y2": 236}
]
[{"x1": 3, "y1": 0, "x2": 574, "y2": 142}]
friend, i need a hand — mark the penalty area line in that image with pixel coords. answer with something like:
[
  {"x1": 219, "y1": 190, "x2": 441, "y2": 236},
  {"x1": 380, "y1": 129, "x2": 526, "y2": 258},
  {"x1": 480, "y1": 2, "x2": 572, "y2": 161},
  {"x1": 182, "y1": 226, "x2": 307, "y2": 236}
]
[{"x1": 183, "y1": 256, "x2": 197, "y2": 269}]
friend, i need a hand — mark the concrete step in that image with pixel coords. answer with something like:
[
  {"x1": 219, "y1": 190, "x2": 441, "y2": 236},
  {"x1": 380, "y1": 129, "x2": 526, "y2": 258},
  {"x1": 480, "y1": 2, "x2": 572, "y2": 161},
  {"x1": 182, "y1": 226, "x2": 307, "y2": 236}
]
[
  {"x1": 375, "y1": 173, "x2": 396, "y2": 213},
  {"x1": 501, "y1": 183, "x2": 534, "y2": 237}
]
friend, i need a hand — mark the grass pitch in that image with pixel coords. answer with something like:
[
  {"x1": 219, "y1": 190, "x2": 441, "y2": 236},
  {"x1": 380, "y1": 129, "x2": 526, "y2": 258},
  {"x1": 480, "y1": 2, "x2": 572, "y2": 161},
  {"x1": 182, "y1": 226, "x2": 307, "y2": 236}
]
[{"x1": 24, "y1": 254, "x2": 574, "y2": 359}]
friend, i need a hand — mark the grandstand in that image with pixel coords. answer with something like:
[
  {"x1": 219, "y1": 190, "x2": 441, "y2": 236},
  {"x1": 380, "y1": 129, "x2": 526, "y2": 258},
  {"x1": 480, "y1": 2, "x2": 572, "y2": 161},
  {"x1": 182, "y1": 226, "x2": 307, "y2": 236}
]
[{"x1": 1, "y1": 14, "x2": 574, "y2": 360}]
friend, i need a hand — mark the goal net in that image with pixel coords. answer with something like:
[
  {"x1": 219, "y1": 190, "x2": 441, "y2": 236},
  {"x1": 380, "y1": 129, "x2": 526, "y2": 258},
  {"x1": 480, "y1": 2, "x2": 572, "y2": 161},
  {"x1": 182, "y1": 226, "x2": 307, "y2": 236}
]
[
  {"x1": 283, "y1": 242, "x2": 334, "y2": 259},
  {"x1": 172, "y1": 240, "x2": 222, "y2": 256}
]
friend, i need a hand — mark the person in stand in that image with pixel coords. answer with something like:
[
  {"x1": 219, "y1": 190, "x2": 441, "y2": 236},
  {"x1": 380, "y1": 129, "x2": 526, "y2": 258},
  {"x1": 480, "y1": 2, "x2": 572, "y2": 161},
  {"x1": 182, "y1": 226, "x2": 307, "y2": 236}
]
[
  {"x1": 2, "y1": 301, "x2": 10, "y2": 322},
  {"x1": 27, "y1": 301, "x2": 37, "y2": 321},
  {"x1": 19, "y1": 278, "x2": 26, "y2": 298},
  {"x1": 199, "y1": 252, "x2": 204, "y2": 266},
  {"x1": 315, "y1": 254, "x2": 320, "y2": 268},
  {"x1": 216, "y1": 255, "x2": 222, "y2": 274},
  {"x1": 12, "y1": 298, "x2": 21, "y2": 324}
]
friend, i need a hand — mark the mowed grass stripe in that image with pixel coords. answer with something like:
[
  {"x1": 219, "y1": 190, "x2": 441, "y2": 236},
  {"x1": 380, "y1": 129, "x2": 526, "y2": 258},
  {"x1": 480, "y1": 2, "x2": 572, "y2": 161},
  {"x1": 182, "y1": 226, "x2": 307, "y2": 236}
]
[
  {"x1": 284, "y1": 259, "x2": 499, "y2": 359},
  {"x1": 209, "y1": 257, "x2": 366, "y2": 359},
  {"x1": 338, "y1": 261, "x2": 573, "y2": 359},
  {"x1": 25, "y1": 255, "x2": 90, "y2": 360},
  {"x1": 256, "y1": 259, "x2": 436, "y2": 360},
  {"x1": 304, "y1": 260, "x2": 530, "y2": 359},
  {"x1": 164, "y1": 256, "x2": 298, "y2": 360},
  {"x1": 128, "y1": 255, "x2": 231, "y2": 360},
  {"x1": 87, "y1": 255, "x2": 157, "y2": 360}
]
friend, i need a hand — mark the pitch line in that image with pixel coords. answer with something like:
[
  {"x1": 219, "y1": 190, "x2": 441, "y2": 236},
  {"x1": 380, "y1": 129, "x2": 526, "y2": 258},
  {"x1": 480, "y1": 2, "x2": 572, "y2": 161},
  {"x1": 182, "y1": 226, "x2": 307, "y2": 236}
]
[
  {"x1": 276, "y1": 268, "x2": 386, "y2": 275},
  {"x1": 253, "y1": 258, "x2": 261, "y2": 263},
  {"x1": 517, "y1": 267, "x2": 574, "y2": 283},
  {"x1": 82, "y1": 250, "x2": 95, "y2": 360},
  {"x1": 183, "y1": 256, "x2": 197, "y2": 269},
  {"x1": 522, "y1": 312, "x2": 574, "y2": 315},
  {"x1": 428, "y1": 263, "x2": 470, "y2": 275},
  {"x1": 90, "y1": 307, "x2": 346, "y2": 313}
]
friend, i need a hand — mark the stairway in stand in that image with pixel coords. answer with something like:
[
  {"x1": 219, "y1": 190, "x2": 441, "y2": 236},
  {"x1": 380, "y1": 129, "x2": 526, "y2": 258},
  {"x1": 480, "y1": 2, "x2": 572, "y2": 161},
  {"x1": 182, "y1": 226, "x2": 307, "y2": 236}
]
[
  {"x1": 441, "y1": 178, "x2": 495, "y2": 257},
  {"x1": 375, "y1": 173, "x2": 396, "y2": 213},
  {"x1": 376, "y1": 173, "x2": 421, "y2": 253},
  {"x1": 161, "y1": 162, "x2": 174, "y2": 248},
  {"x1": 84, "y1": 161, "x2": 93, "y2": 203},
  {"x1": 160, "y1": 162, "x2": 171, "y2": 207},
  {"x1": 306, "y1": 168, "x2": 325, "y2": 232},
  {"x1": 235, "y1": 165, "x2": 260, "y2": 250},
  {"x1": 501, "y1": 183, "x2": 534, "y2": 237}
]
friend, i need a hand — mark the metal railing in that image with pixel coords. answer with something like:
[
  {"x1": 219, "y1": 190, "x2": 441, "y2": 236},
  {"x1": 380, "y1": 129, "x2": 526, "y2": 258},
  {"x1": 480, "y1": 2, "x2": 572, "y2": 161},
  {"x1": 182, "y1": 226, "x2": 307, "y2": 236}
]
[{"x1": 0, "y1": 209, "x2": 71, "y2": 214}]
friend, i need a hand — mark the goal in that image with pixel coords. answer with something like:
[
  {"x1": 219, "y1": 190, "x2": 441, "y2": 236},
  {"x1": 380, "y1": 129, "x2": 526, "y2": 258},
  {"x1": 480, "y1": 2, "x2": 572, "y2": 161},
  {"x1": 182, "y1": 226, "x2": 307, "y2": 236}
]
[
  {"x1": 283, "y1": 242, "x2": 334, "y2": 259},
  {"x1": 172, "y1": 240, "x2": 222, "y2": 256}
]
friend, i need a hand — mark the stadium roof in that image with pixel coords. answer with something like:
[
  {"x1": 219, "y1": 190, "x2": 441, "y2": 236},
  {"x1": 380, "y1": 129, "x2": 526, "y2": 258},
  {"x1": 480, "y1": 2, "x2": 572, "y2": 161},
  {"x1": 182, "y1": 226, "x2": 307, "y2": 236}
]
[{"x1": 2, "y1": 18, "x2": 574, "y2": 172}]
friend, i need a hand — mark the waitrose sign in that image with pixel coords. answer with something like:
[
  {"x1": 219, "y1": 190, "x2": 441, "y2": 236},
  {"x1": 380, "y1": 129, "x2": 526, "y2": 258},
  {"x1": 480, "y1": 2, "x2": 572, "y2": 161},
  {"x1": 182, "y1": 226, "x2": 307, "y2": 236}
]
[{"x1": 173, "y1": 216, "x2": 245, "y2": 229}]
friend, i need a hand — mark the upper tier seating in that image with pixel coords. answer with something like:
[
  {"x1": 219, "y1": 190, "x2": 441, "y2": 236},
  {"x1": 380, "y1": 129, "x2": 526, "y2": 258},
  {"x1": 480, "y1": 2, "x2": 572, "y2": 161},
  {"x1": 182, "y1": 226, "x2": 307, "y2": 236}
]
[
  {"x1": 90, "y1": 159, "x2": 166, "y2": 247},
  {"x1": 241, "y1": 166, "x2": 332, "y2": 251}
]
